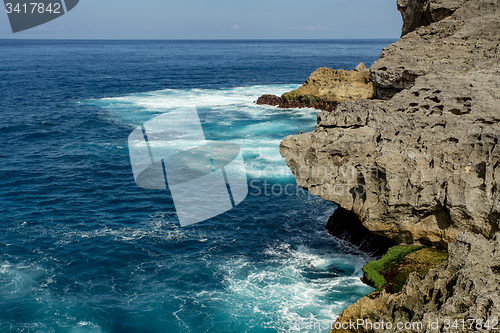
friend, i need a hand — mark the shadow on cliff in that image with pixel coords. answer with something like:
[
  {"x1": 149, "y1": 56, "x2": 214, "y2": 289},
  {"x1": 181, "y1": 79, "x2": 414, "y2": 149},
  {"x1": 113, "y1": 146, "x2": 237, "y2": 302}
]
[{"x1": 326, "y1": 207, "x2": 397, "y2": 258}]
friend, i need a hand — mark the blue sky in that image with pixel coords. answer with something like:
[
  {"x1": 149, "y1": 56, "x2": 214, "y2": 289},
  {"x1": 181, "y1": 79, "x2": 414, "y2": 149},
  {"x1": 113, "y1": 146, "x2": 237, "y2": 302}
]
[{"x1": 1, "y1": 0, "x2": 402, "y2": 39}]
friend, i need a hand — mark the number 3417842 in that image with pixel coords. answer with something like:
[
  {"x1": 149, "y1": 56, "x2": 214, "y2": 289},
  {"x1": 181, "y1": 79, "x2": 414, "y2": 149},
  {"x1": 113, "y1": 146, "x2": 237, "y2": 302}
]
[{"x1": 5, "y1": 3, "x2": 61, "y2": 14}]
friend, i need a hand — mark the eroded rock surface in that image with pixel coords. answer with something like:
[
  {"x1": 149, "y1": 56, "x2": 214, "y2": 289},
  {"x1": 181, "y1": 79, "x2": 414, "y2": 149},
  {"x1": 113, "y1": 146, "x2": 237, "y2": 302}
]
[
  {"x1": 279, "y1": 0, "x2": 500, "y2": 330},
  {"x1": 373, "y1": 0, "x2": 500, "y2": 99},
  {"x1": 280, "y1": 0, "x2": 500, "y2": 247},
  {"x1": 330, "y1": 232, "x2": 500, "y2": 332},
  {"x1": 397, "y1": 0, "x2": 468, "y2": 37}
]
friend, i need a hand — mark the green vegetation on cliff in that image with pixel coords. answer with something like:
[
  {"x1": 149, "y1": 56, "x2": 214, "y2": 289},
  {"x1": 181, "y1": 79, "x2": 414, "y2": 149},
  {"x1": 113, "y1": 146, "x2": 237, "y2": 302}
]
[
  {"x1": 362, "y1": 245, "x2": 448, "y2": 294},
  {"x1": 362, "y1": 245, "x2": 422, "y2": 293}
]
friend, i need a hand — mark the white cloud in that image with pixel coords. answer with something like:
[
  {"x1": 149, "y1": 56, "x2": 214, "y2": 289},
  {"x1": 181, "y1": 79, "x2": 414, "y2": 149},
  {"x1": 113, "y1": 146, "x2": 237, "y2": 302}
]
[
  {"x1": 305, "y1": 25, "x2": 329, "y2": 31},
  {"x1": 232, "y1": 25, "x2": 240, "y2": 30}
]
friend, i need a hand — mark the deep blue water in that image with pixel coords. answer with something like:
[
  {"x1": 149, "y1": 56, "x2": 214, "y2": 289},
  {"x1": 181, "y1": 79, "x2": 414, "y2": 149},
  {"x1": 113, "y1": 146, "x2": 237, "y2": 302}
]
[{"x1": 0, "y1": 39, "x2": 395, "y2": 333}]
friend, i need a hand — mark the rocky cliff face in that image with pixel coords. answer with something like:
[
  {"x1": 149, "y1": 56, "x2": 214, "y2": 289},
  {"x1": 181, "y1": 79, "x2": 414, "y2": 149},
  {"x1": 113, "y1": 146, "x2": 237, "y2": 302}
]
[
  {"x1": 331, "y1": 232, "x2": 500, "y2": 333},
  {"x1": 397, "y1": 0, "x2": 468, "y2": 37},
  {"x1": 280, "y1": 0, "x2": 500, "y2": 248},
  {"x1": 278, "y1": 0, "x2": 500, "y2": 329},
  {"x1": 373, "y1": 0, "x2": 500, "y2": 99}
]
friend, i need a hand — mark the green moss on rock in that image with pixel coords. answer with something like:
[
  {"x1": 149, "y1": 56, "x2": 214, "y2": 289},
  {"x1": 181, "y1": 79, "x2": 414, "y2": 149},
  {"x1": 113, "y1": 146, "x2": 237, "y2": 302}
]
[
  {"x1": 384, "y1": 247, "x2": 449, "y2": 294},
  {"x1": 361, "y1": 245, "x2": 449, "y2": 296},
  {"x1": 361, "y1": 245, "x2": 423, "y2": 293}
]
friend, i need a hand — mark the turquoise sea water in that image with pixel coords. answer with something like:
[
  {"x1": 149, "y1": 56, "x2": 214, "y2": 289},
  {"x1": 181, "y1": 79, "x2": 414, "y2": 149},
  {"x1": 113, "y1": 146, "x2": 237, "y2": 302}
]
[{"x1": 0, "y1": 40, "x2": 395, "y2": 332}]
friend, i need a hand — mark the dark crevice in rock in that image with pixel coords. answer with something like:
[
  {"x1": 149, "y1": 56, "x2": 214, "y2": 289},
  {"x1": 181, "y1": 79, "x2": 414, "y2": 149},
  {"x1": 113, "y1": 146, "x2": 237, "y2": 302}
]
[
  {"x1": 319, "y1": 124, "x2": 365, "y2": 130},
  {"x1": 488, "y1": 212, "x2": 500, "y2": 237},
  {"x1": 476, "y1": 161, "x2": 487, "y2": 180},
  {"x1": 377, "y1": 88, "x2": 402, "y2": 100},
  {"x1": 325, "y1": 206, "x2": 397, "y2": 258}
]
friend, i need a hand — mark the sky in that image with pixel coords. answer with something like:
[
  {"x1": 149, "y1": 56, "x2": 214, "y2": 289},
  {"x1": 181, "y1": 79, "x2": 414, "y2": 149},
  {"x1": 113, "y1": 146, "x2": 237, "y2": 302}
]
[{"x1": 0, "y1": 0, "x2": 402, "y2": 39}]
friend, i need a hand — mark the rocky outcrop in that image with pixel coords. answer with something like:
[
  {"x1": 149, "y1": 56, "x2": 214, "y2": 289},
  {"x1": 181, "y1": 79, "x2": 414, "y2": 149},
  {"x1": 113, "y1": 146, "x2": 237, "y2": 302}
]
[
  {"x1": 275, "y1": 0, "x2": 500, "y2": 330},
  {"x1": 256, "y1": 63, "x2": 375, "y2": 111},
  {"x1": 372, "y1": 0, "x2": 500, "y2": 99},
  {"x1": 280, "y1": 0, "x2": 500, "y2": 248},
  {"x1": 397, "y1": 0, "x2": 468, "y2": 37},
  {"x1": 256, "y1": 94, "x2": 282, "y2": 106},
  {"x1": 330, "y1": 232, "x2": 500, "y2": 332}
]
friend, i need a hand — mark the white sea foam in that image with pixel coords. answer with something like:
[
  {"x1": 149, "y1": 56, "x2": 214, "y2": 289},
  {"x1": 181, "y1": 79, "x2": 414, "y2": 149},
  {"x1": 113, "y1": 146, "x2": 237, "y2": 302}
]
[
  {"x1": 77, "y1": 86, "x2": 372, "y2": 332},
  {"x1": 216, "y1": 243, "x2": 372, "y2": 332},
  {"x1": 1, "y1": 209, "x2": 373, "y2": 332},
  {"x1": 99, "y1": 85, "x2": 301, "y2": 114},
  {"x1": 88, "y1": 85, "x2": 318, "y2": 179},
  {"x1": 0, "y1": 260, "x2": 109, "y2": 333}
]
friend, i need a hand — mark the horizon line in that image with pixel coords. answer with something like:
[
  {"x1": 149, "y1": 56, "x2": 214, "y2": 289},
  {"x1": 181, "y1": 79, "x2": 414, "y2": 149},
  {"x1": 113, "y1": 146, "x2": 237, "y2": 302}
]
[{"x1": 0, "y1": 37, "x2": 399, "y2": 41}]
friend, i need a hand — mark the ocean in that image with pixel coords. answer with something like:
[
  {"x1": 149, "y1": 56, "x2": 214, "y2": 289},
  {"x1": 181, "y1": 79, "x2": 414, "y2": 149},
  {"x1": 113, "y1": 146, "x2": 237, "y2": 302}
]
[{"x1": 0, "y1": 39, "x2": 395, "y2": 333}]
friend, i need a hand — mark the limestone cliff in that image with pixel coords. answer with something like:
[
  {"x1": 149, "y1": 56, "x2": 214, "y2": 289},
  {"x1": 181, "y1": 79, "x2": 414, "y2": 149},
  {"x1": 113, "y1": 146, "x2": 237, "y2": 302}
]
[
  {"x1": 397, "y1": 0, "x2": 468, "y2": 37},
  {"x1": 280, "y1": 0, "x2": 500, "y2": 248}
]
